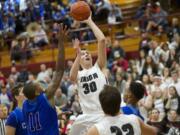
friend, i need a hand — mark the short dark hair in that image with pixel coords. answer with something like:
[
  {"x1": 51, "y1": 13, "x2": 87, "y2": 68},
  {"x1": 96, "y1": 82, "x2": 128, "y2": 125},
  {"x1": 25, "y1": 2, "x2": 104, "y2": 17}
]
[
  {"x1": 99, "y1": 85, "x2": 121, "y2": 116},
  {"x1": 11, "y1": 83, "x2": 24, "y2": 98},
  {"x1": 23, "y1": 82, "x2": 36, "y2": 100},
  {"x1": 129, "y1": 81, "x2": 145, "y2": 100}
]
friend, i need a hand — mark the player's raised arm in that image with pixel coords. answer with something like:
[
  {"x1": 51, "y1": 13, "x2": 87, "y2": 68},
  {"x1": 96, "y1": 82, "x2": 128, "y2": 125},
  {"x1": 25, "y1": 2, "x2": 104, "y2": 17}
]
[
  {"x1": 84, "y1": 15, "x2": 106, "y2": 69},
  {"x1": 46, "y1": 24, "x2": 68, "y2": 104},
  {"x1": 69, "y1": 39, "x2": 81, "y2": 82}
]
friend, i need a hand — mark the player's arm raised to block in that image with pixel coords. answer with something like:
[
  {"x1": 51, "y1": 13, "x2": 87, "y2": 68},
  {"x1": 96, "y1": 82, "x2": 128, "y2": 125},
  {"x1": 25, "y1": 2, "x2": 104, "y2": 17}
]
[
  {"x1": 46, "y1": 24, "x2": 68, "y2": 106},
  {"x1": 85, "y1": 16, "x2": 106, "y2": 69},
  {"x1": 69, "y1": 39, "x2": 81, "y2": 82}
]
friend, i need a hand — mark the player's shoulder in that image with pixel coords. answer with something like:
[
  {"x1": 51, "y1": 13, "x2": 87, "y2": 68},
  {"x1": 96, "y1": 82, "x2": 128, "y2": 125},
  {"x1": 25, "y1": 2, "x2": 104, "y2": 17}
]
[{"x1": 121, "y1": 106, "x2": 133, "y2": 114}]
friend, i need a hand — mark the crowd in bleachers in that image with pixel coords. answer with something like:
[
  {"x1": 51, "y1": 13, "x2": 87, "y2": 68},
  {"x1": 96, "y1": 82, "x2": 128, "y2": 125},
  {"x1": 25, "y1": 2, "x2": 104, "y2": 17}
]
[{"x1": 0, "y1": 0, "x2": 180, "y2": 135}]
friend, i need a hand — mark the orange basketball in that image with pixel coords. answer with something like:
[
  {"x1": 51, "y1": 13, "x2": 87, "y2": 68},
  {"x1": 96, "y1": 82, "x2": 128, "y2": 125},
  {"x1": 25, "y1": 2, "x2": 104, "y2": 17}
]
[{"x1": 70, "y1": 1, "x2": 91, "y2": 21}]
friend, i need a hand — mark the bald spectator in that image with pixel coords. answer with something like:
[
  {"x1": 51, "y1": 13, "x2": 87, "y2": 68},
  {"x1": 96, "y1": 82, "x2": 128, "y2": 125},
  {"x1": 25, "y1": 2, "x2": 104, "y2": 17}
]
[
  {"x1": 55, "y1": 88, "x2": 68, "y2": 109},
  {"x1": 37, "y1": 64, "x2": 49, "y2": 81}
]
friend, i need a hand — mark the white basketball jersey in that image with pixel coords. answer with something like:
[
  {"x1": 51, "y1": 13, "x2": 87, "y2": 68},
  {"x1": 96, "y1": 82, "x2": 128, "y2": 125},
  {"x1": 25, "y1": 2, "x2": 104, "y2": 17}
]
[
  {"x1": 95, "y1": 114, "x2": 141, "y2": 135},
  {"x1": 77, "y1": 63, "x2": 107, "y2": 114}
]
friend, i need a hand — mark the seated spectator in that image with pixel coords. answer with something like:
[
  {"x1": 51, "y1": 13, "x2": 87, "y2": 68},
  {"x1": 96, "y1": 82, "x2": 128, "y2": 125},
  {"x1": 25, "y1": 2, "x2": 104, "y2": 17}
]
[
  {"x1": 165, "y1": 86, "x2": 180, "y2": 114},
  {"x1": 114, "y1": 71, "x2": 126, "y2": 94},
  {"x1": 139, "y1": 31, "x2": 151, "y2": 54},
  {"x1": 136, "y1": 50, "x2": 146, "y2": 76},
  {"x1": 166, "y1": 109, "x2": 180, "y2": 133},
  {"x1": 148, "y1": 40, "x2": 164, "y2": 64},
  {"x1": 110, "y1": 39, "x2": 125, "y2": 60},
  {"x1": 94, "y1": 0, "x2": 111, "y2": 22},
  {"x1": 146, "y1": 2, "x2": 168, "y2": 33},
  {"x1": 0, "y1": 72, "x2": 6, "y2": 86},
  {"x1": 9, "y1": 67, "x2": 19, "y2": 82},
  {"x1": 55, "y1": 88, "x2": 68, "y2": 110},
  {"x1": 142, "y1": 56, "x2": 158, "y2": 75},
  {"x1": 112, "y1": 56, "x2": 129, "y2": 73},
  {"x1": 0, "y1": 84, "x2": 12, "y2": 108},
  {"x1": 10, "y1": 40, "x2": 21, "y2": 63},
  {"x1": 37, "y1": 64, "x2": 50, "y2": 81},
  {"x1": 71, "y1": 94, "x2": 81, "y2": 116},
  {"x1": 147, "y1": 108, "x2": 168, "y2": 134},
  {"x1": 107, "y1": 4, "x2": 122, "y2": 24},
  {"x1": 162, "y1": 67, "x2": 172, "y2": 88},
  {"x1": 17, "y1": 68, "x2": 29, "y2": 83},
  {"x1": 33, "y1": 26, "x2": 49, "y2": 47},
  {"x1": 170, "y1": 70, "x2": 180, "y2": 96},
  {"x1": 167, "y1": 17, "x2": 180, "y2": 43},
  {"x1": 1, "y1": 14, "x2": 15, "y2": 34}
]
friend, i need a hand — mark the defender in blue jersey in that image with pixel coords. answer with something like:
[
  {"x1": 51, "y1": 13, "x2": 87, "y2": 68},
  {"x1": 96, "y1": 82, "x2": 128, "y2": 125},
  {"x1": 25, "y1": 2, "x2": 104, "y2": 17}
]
[
  {"x1": 22, "y1": 24, "x2": 68, "y2": 135},
  {"x1": 6, "y1": 83, "x2": 27, "y2": 135},
  {"x1": 121, "y1": 81, "x2": 145, "y2": 120}
]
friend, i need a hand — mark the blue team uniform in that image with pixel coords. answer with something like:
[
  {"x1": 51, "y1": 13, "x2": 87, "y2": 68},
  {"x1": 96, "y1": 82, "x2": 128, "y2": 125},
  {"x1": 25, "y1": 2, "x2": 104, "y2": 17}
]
[
  {"x1": 23, "y1": 93, "x2": 59, "y2": 135},
  {"x1": 121, "y1": 105, "x2": 144, "y2": 120},
  {"x1": 6, "y1": 107, "x2": 27, "y2": 135}
]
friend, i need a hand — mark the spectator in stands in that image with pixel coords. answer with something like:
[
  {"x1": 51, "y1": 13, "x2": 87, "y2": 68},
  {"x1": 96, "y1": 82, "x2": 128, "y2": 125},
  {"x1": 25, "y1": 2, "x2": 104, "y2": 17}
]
[
  {"x1": 110, "y1": 39, "x2": 125, "y2": 60},
  {"x1": 167, "y1": 18, "x2": 180, "y2": 43},
  {"x1": 139, "y1": 31, "x2": 151, "y2": 54},
  {"x1": 0, "y1": 104, "x2": 6, "y2": 135},
  {"x1": 9, "y1": 67, "x2": 19, "y2": 82},
  {"x1": 1, "y1": 14, "x2": 15, "y2": 34},
  {"x1": 10, "y1": 40, "x2": 21, "y2": 64},
  {"x1": 27, "y1": 73, "x2": 35, "y2": 83},
  {"x1": 33, "y1": 25, "x2": 49, "y2": 47},
  {"x1": 114, "y1": 71, "x2": 126, "y2": 94},
  {"x1": 146, "y1": 87, "x2": 166, "y2": 120},
  {"x1": 146, "y1": 2, "x2": 168, "y2": 33},
  {"x1": 19, "y1": 39, "x2": 32, "y2": 64},
  {"x1": 94, "y1": 0, "x2": 111, "y2": 22},
  {"x1": 147, "y1": 108, "x2": 167, "y2": 134},
  {"x1": 112, "y1": 55, "x2": 129, "y2": 73},
  {"x1": 170, "y1": 70, "x2": 180, "y2": 96},
  {"x1": 136, "y1": 50, "x2": 146, "y2": 76},
  {"x1": 37, "y1": 64, "x2": 49, "y2": 81},
  {"x1": 162, "y1": 67, "x2": 172, "y2": 87},
  {"x1": 55, "y1": 88, "x2": 68, "y2": 109},
  {"x1": 148, "y1": 40, "x2": 164, "y2": 64},
  {"x1": 142, "y1": 56, "x2": 158, "y2": 75},
  {"x1": 107, "y1": 4, "x2": 123, "y2": 24},
  {"x1": 17, "y1": 68, "x2": 29, "y2": 83},
  {"x1": 165, "y1": 86, "x2": 180, "y2": 114},
  {"x1": 142, "y1": 74, "x2": 151, "y2": 93},
  {"x1": 0, "y1": 72, "x2": 6, "y2": 86},
  {"x1": 167, "y1": 109, "x2": 180, "y2": 132},
  {"x1": 71, "y1": 94, "x2": 82, "y2": 116},
  {"x1": 0, "y1": 84, "x2": 12, "y2": 108}
]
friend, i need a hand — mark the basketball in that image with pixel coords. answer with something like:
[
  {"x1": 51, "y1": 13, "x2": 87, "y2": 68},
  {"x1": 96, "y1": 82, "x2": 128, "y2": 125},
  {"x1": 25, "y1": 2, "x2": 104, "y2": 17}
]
[{"x1": 70, "y1": 1, "x2": 91, "y2": 21}]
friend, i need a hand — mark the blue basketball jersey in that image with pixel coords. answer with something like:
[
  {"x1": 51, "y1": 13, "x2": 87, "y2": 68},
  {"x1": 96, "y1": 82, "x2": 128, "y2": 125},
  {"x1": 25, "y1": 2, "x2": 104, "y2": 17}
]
[
  {"x1": 23, "y1": 93, "x2": 59, "y2": 135},
  {"x1": 121, "y1": 105, "x2": 144, "y2": 120},
  {"x1": 6, "y1": 107, "x2": 27, "y2": 135}
]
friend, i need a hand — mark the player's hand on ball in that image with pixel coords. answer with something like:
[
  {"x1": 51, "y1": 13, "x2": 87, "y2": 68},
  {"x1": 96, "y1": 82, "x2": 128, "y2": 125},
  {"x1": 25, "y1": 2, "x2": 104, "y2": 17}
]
[
  {"x1": 73, "y1": 38, "x2": 81, "y2": 56},
  {"x1": 80, "y1": 12, "x2": 92, "y2": 24},
  {"x1": 58, "y1": 24, "x2": 69, "y2": 41}
]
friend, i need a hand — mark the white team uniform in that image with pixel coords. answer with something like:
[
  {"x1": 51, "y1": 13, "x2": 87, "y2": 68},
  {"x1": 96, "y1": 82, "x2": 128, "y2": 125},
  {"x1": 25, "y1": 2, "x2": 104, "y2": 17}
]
[
  {"x1": 95, "y1": 114, "x2": 141, "y2": 135},
  {"x1": 69, "y1": 63, "x2": 107, "y2": 135}
]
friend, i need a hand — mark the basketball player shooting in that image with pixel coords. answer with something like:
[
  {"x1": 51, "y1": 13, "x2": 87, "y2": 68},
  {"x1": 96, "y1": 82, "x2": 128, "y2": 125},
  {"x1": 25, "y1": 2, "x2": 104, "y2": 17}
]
[
  {"x1": 22, "y1": 24, "x2": 68, "y2": 135},
  {"x1": 69, "y1": 13, "x2": 107, "y2": 135}
]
